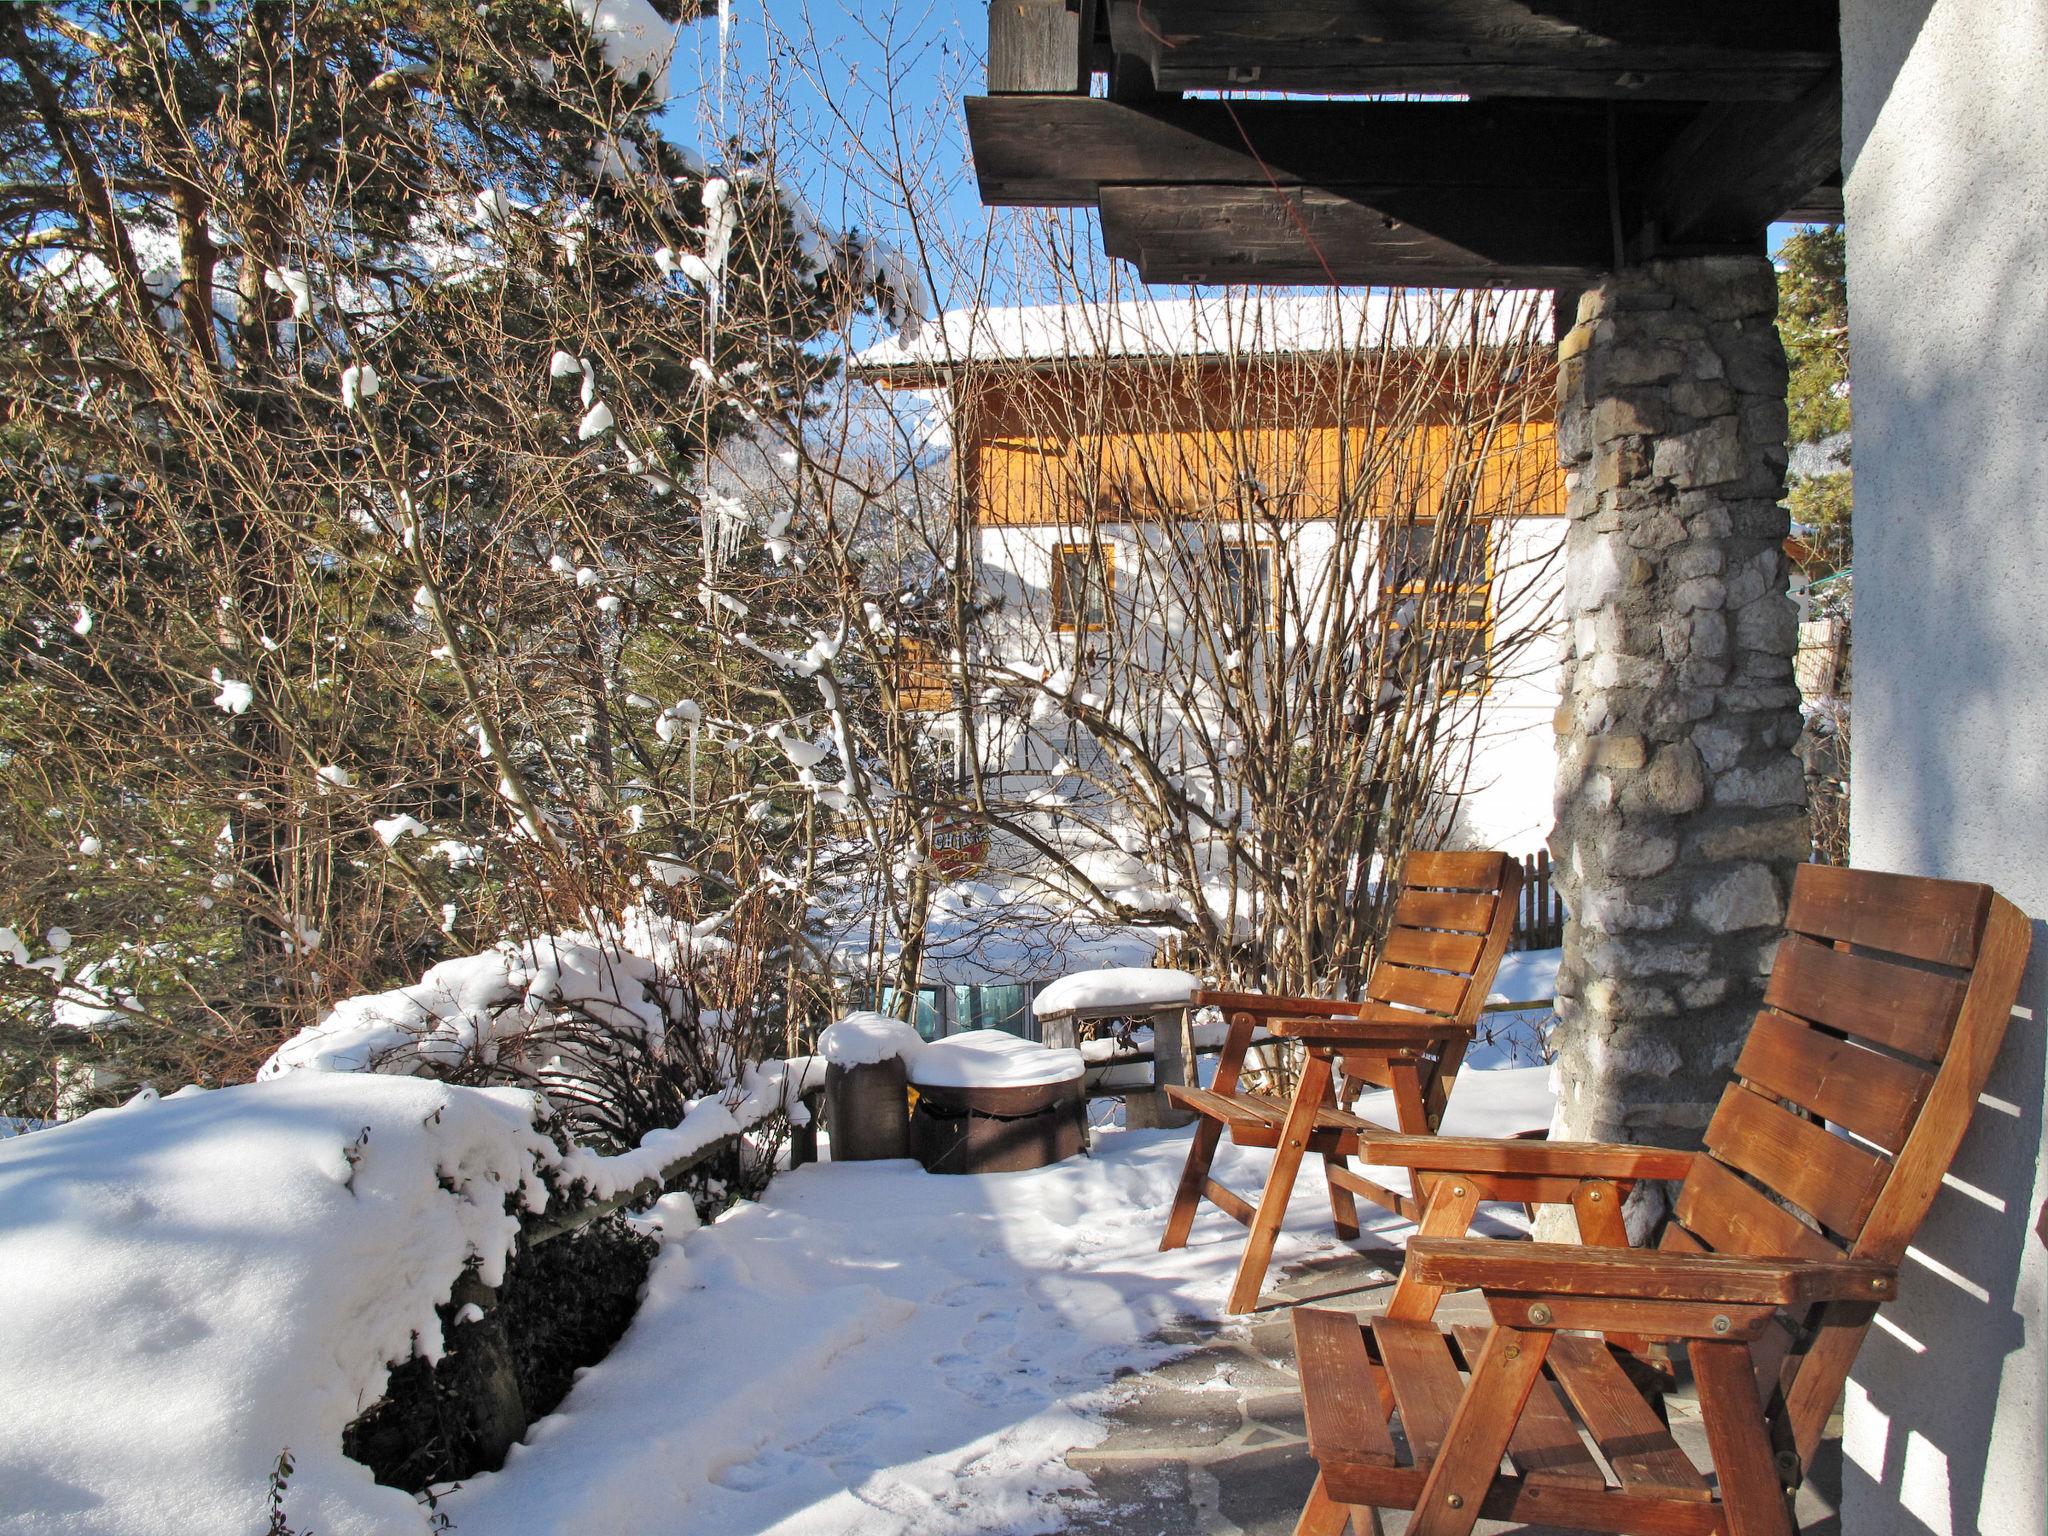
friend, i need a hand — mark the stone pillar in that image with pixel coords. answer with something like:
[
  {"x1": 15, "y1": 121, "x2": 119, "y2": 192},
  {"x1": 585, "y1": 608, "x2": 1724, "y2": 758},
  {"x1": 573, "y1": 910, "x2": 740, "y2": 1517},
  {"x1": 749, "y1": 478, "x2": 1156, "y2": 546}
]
[{"x1": 1548, "y1": 257, "x2": 1807, "y2": 1177}]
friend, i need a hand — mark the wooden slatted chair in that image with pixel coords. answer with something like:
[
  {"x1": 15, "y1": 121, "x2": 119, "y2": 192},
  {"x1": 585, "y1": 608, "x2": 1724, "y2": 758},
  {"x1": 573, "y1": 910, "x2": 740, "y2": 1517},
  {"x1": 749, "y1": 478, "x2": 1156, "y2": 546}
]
[
  {"x1": 1159, "y1": 850, "x2": 1523, "y2": 1314},
  {"x1": 1287, "y1": 864, "x2": 2033, "y2": 1536}
]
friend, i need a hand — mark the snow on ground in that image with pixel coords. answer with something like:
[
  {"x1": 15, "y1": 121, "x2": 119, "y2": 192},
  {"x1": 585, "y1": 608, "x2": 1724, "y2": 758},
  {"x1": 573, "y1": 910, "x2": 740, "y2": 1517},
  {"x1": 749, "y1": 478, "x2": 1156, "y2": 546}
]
[
  {"x1": 0, "y1": 1049, "x2": 1550, "y2": 1536},
  {"x1": 442, "y1": 1064, "x2": 1552, "y2": 1536},
  {"x1": 0, "y1": 1064, "x2": 820, "y2": 1535}
]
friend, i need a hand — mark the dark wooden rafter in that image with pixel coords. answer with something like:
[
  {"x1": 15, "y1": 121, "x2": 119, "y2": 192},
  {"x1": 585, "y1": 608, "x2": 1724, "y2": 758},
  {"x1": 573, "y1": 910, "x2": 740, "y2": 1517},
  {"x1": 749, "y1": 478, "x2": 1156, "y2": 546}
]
[
  {"x1": 1645, "y1": 70, "x2": 1844, "y2": 247},
  {"x1": 1100, "y1": 186, "x2": 1608, "y2": 288},
  {"x1": 969, "y1": 96, "x2": 1638, "y2": 209},
  {"x1": 1102, "y1": 0, "x2": 1840, "y2": 102},
  {"x1": 988, "y1": 0, "x2": 1099, "y2": 94},
  {"x1": 974, "y1": 3, "x2": 1844, "y2": 289}
]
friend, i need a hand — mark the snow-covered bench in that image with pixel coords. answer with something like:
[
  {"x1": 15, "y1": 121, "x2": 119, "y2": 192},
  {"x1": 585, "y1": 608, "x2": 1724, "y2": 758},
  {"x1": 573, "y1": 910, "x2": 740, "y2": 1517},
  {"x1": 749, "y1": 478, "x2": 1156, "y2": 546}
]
[{"x1": 1031, "y1": 967, "x2": 1198, "y2": 1129}]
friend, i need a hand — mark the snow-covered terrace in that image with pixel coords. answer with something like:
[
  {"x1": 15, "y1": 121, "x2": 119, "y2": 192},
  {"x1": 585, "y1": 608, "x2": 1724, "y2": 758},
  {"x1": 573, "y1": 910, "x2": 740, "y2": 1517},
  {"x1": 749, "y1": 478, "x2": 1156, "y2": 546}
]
[{"x1": 0, "y1": 993, "x2": 1558, "y2": 1535}]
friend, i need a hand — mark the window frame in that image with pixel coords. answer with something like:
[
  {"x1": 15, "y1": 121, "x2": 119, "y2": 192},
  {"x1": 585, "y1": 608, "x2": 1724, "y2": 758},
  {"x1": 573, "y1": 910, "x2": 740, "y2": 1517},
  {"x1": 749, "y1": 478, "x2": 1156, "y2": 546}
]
[
  {"x1": 1379, "y1": 516, "x2": 1495, "y2": 696},
  {"x1": 1050, "y1": 539, "x2": 1116, "y2": 633},
  {"x1": 1215, "y1": 538, "x2": 1280, "y2": 632}
]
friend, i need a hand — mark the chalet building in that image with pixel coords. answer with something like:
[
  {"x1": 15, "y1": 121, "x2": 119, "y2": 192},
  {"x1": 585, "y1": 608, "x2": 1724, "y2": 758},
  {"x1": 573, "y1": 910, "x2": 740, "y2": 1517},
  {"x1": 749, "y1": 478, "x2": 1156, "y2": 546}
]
[{"x1": 855, "y1": 291, "x2": 1567, "y2": 864}]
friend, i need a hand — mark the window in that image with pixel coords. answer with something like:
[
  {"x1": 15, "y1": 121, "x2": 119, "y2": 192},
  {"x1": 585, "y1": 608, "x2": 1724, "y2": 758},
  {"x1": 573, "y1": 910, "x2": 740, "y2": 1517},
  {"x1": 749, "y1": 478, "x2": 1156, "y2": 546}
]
[
  {"x1": 886, "y1": 636, "x2": 954, "y2": 713},
  {"x1": 1216, "y1": 541, "x2": 1277, "y2": 630},
  {"x1": 1050, "y1": 541, "x2": 1114, "y2": 632},
  {"x1": 1380, "y1": 518, "x2": 1491, "y2": 692}
]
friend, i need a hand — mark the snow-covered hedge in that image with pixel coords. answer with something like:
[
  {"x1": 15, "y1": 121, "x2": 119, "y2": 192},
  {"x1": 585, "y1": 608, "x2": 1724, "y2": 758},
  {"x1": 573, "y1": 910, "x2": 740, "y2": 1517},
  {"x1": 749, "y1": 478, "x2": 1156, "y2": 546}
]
[{"x1": 0, "y1": 1056, "x2": 819, "y2": 1534}]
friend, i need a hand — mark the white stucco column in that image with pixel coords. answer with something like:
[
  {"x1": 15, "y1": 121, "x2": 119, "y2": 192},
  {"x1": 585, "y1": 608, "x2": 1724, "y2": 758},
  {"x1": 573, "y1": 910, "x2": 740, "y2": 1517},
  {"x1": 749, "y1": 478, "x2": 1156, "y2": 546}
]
[{"x1": 1840, "y1": 2, "x2": 2048, "y2": 1531}]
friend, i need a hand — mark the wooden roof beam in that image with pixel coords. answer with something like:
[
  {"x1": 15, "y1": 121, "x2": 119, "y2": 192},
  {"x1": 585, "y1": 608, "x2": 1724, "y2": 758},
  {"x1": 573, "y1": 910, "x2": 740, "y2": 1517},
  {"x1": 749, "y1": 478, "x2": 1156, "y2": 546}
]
[
  {"x1": 1099, "y1": 185, "x2": 1608, "y2": 289},
  {"x1": 1102, "y1": 0, "x2": 1840, "y2": 102},
  {"x1": 967, "y1": 95, "x2": 1639, "y2": 208},
  {"x1": 988, "y1": 0, "x2": 1098, "y2": 94},
  {"x1": 1644, "y1": 71, "x2": 1844, "y2": 247}
]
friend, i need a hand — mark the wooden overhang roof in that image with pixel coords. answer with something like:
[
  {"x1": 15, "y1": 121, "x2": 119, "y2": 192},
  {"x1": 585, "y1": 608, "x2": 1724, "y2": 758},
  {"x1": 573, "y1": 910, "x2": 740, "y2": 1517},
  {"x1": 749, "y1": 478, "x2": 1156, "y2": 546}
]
[{"x1": 969, "y1": 1, "x2": 1843, "y2": 290}]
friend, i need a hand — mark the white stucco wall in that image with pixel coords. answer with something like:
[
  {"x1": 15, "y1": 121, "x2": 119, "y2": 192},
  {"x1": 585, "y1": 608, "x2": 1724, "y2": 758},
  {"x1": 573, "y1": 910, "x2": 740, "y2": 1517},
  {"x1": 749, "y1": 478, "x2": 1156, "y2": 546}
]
[
  {"x1": 971, "y1": 517, "x2": 1563, "y2": 857},
  {"x1": 1840, "y1": 2, "x2": 2048, "y2": 1530}
]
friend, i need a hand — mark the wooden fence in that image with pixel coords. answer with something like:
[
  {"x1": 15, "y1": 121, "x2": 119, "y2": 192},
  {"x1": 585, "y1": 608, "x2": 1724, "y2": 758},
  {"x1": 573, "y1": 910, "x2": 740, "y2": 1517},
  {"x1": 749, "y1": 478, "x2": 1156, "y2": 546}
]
[{"x1": 1511, "y1": 849, "x2": 1565, "y2": 951}]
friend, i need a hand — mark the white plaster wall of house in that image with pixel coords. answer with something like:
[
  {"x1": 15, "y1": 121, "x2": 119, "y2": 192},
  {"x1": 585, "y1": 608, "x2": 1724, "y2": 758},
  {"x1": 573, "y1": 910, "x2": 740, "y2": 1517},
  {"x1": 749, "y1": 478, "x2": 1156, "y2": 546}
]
[
  {"x1": 971, "y1": 516, "x2": 1564, "y2": 860},
  {"x1": 1840, "y1": 0, "x2": 2048, "y2": 1530}
]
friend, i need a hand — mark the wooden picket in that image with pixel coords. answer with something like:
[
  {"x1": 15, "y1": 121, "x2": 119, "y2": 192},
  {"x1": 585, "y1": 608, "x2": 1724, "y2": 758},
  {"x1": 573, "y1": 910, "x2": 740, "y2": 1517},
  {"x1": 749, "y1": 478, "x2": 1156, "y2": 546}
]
[{"x1": 1511, "y1": 849, "x2": 1564, "y2": 951}]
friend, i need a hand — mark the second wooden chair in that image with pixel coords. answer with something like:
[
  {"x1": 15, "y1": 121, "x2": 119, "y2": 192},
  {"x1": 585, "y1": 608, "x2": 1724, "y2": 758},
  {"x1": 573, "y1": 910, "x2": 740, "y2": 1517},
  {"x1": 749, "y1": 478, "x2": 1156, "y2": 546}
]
[{"x1": 1160, "y1": 850, "x2": 1524, "y2": 1313}]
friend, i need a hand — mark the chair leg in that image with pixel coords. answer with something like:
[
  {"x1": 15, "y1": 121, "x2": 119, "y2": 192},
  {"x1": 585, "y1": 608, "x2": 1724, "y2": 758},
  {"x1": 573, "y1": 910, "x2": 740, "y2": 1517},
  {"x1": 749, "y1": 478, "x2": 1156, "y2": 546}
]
[
  {"x1": 1694, "y1": 1341, "x2": 1798, "y2": 1536},
  {"x1": 1159, "y1": 1113, "x2": 1226, "y2": 1251},
  {"x1": 1324, "y1": 1150, "x2": 1362, "y2": 1241},
  {"x1": 1382, "y1": 1176, "x2": 1486, "y2": 1323},
  {"x1": 1226, "y1": 1050, "x2": 1333, "y2": 1313},
  {"x1": 1294, "y1": 1471, "x2": 1381, "y2": 1536},
  {"x1": 1408, "y1": 1325, "x2": 1551, "y2": 1536}
]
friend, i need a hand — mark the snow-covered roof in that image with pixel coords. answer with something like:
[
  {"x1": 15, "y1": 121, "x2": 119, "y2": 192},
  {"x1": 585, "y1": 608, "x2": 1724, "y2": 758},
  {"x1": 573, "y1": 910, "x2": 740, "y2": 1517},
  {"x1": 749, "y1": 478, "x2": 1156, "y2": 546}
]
[{"x1": 852, "y1": 290, "x2": 1553, "y2": 381}]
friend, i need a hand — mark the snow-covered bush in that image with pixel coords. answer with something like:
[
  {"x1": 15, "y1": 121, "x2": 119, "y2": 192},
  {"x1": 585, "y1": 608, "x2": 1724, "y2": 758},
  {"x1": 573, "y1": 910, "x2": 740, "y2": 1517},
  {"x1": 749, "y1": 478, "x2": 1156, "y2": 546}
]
[
  {"x1": 0, "y1": 1035, "x2": 821, "y2": 1531},
  {"x1": 0, "y1": 0, "x2": 913, "y2": 1123}
]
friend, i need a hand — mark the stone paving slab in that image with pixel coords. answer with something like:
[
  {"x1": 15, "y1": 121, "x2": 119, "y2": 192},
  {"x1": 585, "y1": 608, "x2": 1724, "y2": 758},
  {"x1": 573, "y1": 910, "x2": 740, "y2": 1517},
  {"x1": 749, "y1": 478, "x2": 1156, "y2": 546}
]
[{"x1": 1063, "y1": 1244, "x2": 1844, "y2": 1535}]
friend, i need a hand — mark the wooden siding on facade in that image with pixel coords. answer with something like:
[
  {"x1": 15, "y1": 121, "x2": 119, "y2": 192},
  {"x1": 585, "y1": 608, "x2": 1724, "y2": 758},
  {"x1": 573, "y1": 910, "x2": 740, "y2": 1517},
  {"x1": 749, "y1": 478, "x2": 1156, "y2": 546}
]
[{"x1": 955, "y1": 359, "x2": 1562, "y2": 528}]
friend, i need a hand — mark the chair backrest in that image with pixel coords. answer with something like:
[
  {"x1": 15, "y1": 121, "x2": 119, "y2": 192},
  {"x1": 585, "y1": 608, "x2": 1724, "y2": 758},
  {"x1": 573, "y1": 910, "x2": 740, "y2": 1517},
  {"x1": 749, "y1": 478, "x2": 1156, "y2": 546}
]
[
  {"x1": 1356, "y1": 851, "x2": 1523, "y2": 1122},
  {"x1": 1369, "y1": 850, "x2": 1524, "y2": 1029},
  {"x1": 1659, "y1": 864, "x2": 2033, "y2": 1471}
]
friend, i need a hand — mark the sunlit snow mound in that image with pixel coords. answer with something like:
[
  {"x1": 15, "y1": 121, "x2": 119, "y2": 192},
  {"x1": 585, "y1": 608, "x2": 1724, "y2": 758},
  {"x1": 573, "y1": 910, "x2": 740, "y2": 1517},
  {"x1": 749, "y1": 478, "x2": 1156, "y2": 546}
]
[{"x1": 0, "y1": 1074, "x2": 555, "y2": 1536}]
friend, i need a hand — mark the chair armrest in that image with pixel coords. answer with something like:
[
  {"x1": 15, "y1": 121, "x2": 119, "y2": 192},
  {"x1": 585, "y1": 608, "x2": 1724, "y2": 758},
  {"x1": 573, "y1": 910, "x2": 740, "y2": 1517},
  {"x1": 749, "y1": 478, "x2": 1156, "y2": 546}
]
[
  {"x1": 1265, "y1": 1014, "x2": 1475, "y2": 1048},
  {"x1": 1355, "y1": 1134, "x2": 1696, "y2": 1182},
  {"x1": 1192, "y1": 988, "x2": 1360, "y2": 1019},
  {"x1": 1407, "y1": 1238, "x2": 1899, "y2": 1306}
]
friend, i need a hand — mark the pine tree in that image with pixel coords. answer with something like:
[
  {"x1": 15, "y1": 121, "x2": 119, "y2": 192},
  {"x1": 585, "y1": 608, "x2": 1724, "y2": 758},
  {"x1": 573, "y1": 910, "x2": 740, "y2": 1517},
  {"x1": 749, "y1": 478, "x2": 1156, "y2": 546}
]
[{"x1": 1777, "y1": 224, "x2": 1850, "y2": 571}]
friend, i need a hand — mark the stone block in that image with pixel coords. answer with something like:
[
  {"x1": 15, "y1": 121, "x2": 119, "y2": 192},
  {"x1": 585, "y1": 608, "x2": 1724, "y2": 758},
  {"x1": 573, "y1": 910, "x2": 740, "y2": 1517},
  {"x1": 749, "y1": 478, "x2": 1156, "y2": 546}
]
[
  {"x1": 1677, "y1": 655, "x2": 1735, "y2": 689},
  {"x1": 1576, "y1": 886, "x2": 1681, "y2": 934},
  {"x1": 1722, "y1": 548, "x2": 1782, "y2": 609},
  {"x1": 1627, "y1": 510, "x2": 1690, "y2": 552},
  {"x1": 1598, "y1": 831, "x2": 1679, "y2": 878},
  {"x1": 1556, "y1": 320, "x2": 1596, "y2": 364},
  {"x1": 1678, "y1": 976, "x2": 1732, "y2": 1008},
  {"x1": 1590, "y1": 732, "x2": 1650, "y2": 771},
  {"x1": 1564, "y1": 531, "x2": 1628, "y2": 611},
  {"x1": 1586, "y1": 652, "x2": 1662, "y2": 690},
  {"x1": 1710, "y1": 756, "x2": 1807, "y2": 809},
  {"x1": 1686, "y1": 812, "x2": 1811, "y2": 863},
  {"x1": 1669, "y1": 378, "x2": 1737, "y2": 419},
  {"x1": 1666, "y1": 543, "x2": 1728, "y2": 581},
  {"x1": 1593, "y1": 438, "x2": 1650, "y2": 491},
  {"x1": 1740, "y1": 391, "x2": 1791, "y2": 442},
  {"x1": 1657, "y1": 256, "x2": 1779, "y2": 321},
  {"x1": 1690, "y1": 609, "x2": 1731, "y2": 658},
  {"x1": 1593, "y1": 393, "x2": 1670, "y2": 442},
  {"x1": 1671, "y1": 575, "x2": 1728, "y2": 611},
  {"x1": 1644, "y1": 741, "x2": 1709, "y2": 814},
  {"x1": 1581, "y1": 933, "x2": 1715, "y2": 979},
  {"x1": 1684, "y1": 504, "x2": 1736, "y2": 540},
  {"x1": 1645, "y1": 688, "x2": 1720, "y2": 726},
  {"x1": 1582, "y1": 976, "x2": 1678, "y2": 1019},
  {"x1": 1653, "y1": 418, "x2": 1747, "y2": 489},
  {"x1": 1661, "y1": 615, "x2": 1693, "y2": 661},
  {"x1": 1735, "y1": 593, "x2": 1800, "y2": 654},
  {"x1": 1594, "y1": 340, "x2": 1688, "y2": 389},
  {"x1": 1693, "y1": 864, "x2": 1784, "y2": 933},
  {"x1": 1691, "y1": 722, "x2": 1747, "y2": 772},
  {"x1": 1724, "y1": 336, "x2": 1791, "y2": 395}
]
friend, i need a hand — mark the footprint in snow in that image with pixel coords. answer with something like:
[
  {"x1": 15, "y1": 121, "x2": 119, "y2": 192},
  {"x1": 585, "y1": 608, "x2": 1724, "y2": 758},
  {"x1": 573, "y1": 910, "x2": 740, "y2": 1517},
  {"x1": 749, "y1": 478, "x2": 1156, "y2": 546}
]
[
  {"x1": 789, "y1": 1400, "x2": 908, "y2": 1459},
  {"x1": 708, "y1": 1447, "x2": 801, "y2": 1493}
]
